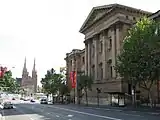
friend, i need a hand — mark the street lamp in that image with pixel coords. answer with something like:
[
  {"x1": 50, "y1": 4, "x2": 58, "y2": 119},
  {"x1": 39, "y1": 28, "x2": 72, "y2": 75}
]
[{"x1": 96, "y1": 88, "x2": 101, "y2": 106}]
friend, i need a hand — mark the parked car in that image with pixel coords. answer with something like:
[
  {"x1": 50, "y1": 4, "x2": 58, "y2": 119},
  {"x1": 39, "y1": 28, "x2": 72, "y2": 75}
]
[
  {"x1": 12, "y1": 98, "x2": 15, "y2": 100},
  {"x1": 40, "y1": 98, "x2": 48, "y2": 104},
  {"x1": 2, "y1": 101, "x2": 13, "y2": 109},
  {"x1": 30, "y1": 99, "x2": 35, "y2": 102}
]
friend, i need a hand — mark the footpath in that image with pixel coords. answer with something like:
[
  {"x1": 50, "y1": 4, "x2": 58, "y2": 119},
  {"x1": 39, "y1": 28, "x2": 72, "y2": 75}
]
[{"x1": 65, "y1": 103, "x2": 160, "y2": 113}]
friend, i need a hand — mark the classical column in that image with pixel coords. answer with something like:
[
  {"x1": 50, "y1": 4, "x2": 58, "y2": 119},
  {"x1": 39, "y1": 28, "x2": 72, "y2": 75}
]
[
  {"x1": 116, "y1": 25, "x2": 121, "y2": 55},
  {"x1": 88, "y1": 41, "x2": 91, "y2": 76},
  {"x1": 72, "y1": 57, "x2": 75, "y2": 71},
  {"x1": 116, "y1": 25, "x2": 121, "y2": 79},
  {"x1": 93, "y1": 36, "x2": 98, "y2": 81},
  {"x1": 85, "y1": 43, "x2": 88, "y2": 75},
  {"x1": 111, "y1": 28, "x2": 116, "y2": 78},
  {"x1": 102, "y1": 31, "x2": 107, "y2": 80}
]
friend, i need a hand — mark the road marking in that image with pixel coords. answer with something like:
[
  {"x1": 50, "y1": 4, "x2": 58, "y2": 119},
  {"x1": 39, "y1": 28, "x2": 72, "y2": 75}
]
[
  {"x1": 51, "y1": 106, "x2": 122, "y2": 120},
  {"x1": 29, "y1": 118, "x2": 34, "y2": 120},
  {"x1": 56, "y1": 115, "x2": 60, "y2": 117},
  {"x1": 150, "y1": 112, "x2": 160, "y2": 115},
  {"x1": 89, "y1": 107, "x2": 122, "y2": 112},
  {"x1": 122, "y1": 113, "x2": 142, "y2": 117},
  {"x1": 68, "y1": 114, "x2": 73, "y2": 117}
]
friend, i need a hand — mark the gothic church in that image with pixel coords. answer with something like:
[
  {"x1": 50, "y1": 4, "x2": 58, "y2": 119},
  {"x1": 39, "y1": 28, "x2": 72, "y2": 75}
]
[{"x1": 21, "y1": 57, "x2": 37, "y2": 95}]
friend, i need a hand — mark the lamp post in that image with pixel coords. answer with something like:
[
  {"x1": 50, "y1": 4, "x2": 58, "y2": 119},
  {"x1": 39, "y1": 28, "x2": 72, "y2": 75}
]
[{"x1": 96, "y1": 88, "x2": 101, "y2": 106}]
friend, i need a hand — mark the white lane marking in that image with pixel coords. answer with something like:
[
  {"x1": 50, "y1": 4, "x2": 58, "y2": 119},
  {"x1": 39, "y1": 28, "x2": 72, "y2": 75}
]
[
  {"x1": 83, "y1": 106, "x2": 160, "y2": 117},
  {"x1": 114, "y1": 110, "x2": 122, "y2": 112},
  {"x1": 89, "y1": 107, "x2": 122, "y2": 112},
  {"x1": 51, "y1": 106, "x2": 122, "y2": 120},
  {"x1": 150, "y1": 112, "x2": 160, "y2": 115},
  {"x1": 30, "y1": 118, "x2": 34, "y2": 120},
  {"x1": 122, "y1": 113, "x2": 142, "y2": 117},
  {"x1": 56, "y1": 115, "x2": 60, "y2": 117},
  {"x1": 68, "y1": 114, "x2": 73, "y2": 117}
]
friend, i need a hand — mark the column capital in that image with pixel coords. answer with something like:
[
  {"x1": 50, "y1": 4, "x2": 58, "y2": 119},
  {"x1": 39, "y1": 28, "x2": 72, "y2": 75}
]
[
  {"x1": 84, "y1": 38, "x2": 91, "y2": 44},
  {"x1": 93, "y1": 34, "x2": 99, "y2": 40},
  {"x1": 116, "y1": 24, "x2": 123, "y2": 31},
  {"x1": 101, "y1": 29, "x2": 108, "y2": 36}
]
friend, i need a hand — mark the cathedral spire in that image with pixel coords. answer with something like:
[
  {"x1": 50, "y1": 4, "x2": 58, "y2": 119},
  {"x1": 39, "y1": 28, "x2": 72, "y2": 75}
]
[
  {"x1": 22, "y1": 56, "x2": 28, "y2": 78},
  {"x1": 23, "y1": 57, "x2": 27, "y2": 71},
  {"x1": 32, "y1": 58, "x2": 36, "y2": 71}
]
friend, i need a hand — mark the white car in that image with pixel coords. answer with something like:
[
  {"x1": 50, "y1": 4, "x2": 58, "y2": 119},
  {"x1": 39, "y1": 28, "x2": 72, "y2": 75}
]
[{"x1": 2, "y1": 101, "x2": 14, "y2": 109}]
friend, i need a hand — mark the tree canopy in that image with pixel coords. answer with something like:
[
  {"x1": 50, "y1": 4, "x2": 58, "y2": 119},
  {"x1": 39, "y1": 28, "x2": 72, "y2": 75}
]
[
  {"x1": 41, "y1": 68, "x2": 69, "y2": 96},
  {"x1": 0, "y1": 70, "x2": 20, "y2": 93},
  {"x1": 115, "y1": 17, "x2": 160, "y2": 104}
]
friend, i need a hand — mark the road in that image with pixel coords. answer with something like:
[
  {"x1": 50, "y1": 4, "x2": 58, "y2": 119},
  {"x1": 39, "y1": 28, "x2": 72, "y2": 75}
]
[{"x1": 0, "y1": 100, "x2": 160, "y2": 120}]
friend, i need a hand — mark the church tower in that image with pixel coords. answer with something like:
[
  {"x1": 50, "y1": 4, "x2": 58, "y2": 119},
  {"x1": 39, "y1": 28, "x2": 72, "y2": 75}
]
[
  {"x1": 22, "y1": 57, "x2": 29, "y2": 86},
  {"x1": 32, "y1": 58, "x2": 37, "y2": 93}
]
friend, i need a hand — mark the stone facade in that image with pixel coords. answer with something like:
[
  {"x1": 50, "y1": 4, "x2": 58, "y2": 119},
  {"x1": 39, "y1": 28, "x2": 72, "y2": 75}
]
[
  {"x1": 65, "y1": 4, "x2": 157, "y2": 105},
  {"x1": 21, "y1": 57, "x2": 37, "y2": 96},
  {"x1": 79, "y1": 4, "x2": 152, "y2": 105},
  {"x1": 65, "y1": 49, "x2": 85, "y2": 91}
]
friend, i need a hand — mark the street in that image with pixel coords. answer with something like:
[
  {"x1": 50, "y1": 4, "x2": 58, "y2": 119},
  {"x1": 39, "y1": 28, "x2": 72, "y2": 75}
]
[{"x1": 0, "y1": 100, "x2": 160, "y2": 120}]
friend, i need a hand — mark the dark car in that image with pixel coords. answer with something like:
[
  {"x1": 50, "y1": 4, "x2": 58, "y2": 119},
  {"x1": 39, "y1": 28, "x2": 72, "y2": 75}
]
[
  {"x1": 40, "y1": 98, "x2": 48, "y2": 104},
  {"x1": 20, "y1": 98, "x2": 24, "y2": 100},
  {"x1": 12, "y1": 98, "x2": 15, "y2": 100},
  {"x1": 30, "y1": 99, "x2": 35, "y2": 102}
]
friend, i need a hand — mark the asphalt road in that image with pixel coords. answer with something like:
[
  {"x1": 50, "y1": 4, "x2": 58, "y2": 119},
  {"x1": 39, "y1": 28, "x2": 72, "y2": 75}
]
[{"x1": 0, "y1": 100, "x2": 160, "y2": 120}]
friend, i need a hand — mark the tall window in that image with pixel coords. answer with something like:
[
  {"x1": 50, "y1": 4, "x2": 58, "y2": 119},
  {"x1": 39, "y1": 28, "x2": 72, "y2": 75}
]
[
  {"x1": 92, "y1": 45, "x2": 95, "y2": 57},
  {"x1": 82, "y1": 57, "x2": 85, "y2": 64},
  {"x1": 101, "y1": 67, "x2": 103, "y2": 80},
  {"x1": 110, "y1": 66, "x2": 113, "y2": 78},
  {"x1": 108, "y1": 36, "x2": 112, "y2": 50},
  {"x1": 92, "y1": 66, "x2": 95, "y2": 80},
  {"x1": 99, "y1": 63, "x2": 103, "y2": 80},
  {"x1": 100, "y1": 41, "x2": 103, "y2": 53}
]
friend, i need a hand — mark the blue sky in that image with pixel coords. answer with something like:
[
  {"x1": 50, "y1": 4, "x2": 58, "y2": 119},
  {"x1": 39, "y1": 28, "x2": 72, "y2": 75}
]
[{"x1": 0, "y1": 0, "x2": 159, "y2": 85}]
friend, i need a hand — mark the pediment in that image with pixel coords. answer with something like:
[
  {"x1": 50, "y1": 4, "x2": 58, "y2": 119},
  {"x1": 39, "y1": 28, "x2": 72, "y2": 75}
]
[
  {"x1": 79, "y1": 4, "x2": 152, "y2": 33},
  {"x1": 149, "y1": 10, "x2": 160, "y2": 20},
  {"x1": 79, "y1": 6, "x2": 113, "y2": 33}
]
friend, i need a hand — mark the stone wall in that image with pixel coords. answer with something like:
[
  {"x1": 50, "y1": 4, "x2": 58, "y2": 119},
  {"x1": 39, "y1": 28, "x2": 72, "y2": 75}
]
[{"x1": 80, "y1": 96, "x2": 110, "y2": 105}]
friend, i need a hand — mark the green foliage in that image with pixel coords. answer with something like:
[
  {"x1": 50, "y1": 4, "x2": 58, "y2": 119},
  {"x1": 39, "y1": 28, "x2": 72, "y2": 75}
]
[
  {"x1": 59, "y1": 82, "x2": 69, "y2": 96},
  {"x1": 116, "y1": 17, "x2": 160, "y2": 89},
  {"x1": 41, "y1": 68, "x2": 64, "y2": 95},
  {"x1": 0, "y1": 70, "x2": 20, "y2": 93},
  {"x1": 78, "y1": 73, "x2": 93, "y2": 91}
]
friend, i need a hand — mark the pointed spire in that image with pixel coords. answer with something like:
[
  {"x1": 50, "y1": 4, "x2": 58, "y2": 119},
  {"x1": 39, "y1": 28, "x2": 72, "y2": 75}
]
[
  {"x1": 22, "y1": 57, "x2": 28, "y2": 77},
  {"x1": 32, "y1": 58, "x2": 36, "y2": 71},
  {"x1": 23, "y1": 57, "x2": 27, "y2": 70}
]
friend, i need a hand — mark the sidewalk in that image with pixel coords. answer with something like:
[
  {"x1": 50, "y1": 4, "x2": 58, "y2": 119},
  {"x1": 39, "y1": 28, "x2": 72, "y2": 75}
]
[{"x1": 66, "y1": 103, "x2": 160, "y2": 113}]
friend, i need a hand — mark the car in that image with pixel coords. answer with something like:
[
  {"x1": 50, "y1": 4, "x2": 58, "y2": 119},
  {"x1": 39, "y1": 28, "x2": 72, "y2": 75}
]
[
  {"x1": 2, "y1": 101, "x2": 14, "y2": 109},
  {"x1": 40, "y1": 98, "x2": 48, "y2": 104},
  {"x1": 30, "y1": 99, "x2": 35, "y2": 102},
  {"x1": 20, "y1": 98, "x2": 24, "y2": 100},
  {"x1": 12, "y1": 98, "x2": 15, "y2": 100}
]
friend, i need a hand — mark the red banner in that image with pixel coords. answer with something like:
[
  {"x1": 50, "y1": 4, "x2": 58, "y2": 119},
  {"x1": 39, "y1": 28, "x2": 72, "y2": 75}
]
[
  {"x1": 70, "y1": 71, "x2": 76, "y2": 88},
  {"x1": 0, "y1": 66, "x2": 8, "y2": 78}
]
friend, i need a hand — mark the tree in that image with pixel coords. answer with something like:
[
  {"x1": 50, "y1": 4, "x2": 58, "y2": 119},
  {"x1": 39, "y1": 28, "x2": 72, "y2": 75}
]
[
  {"x1": 77, "y1": 72, "x2": 93, "y2": 106},
  {"x1": 59, "y1": 82, "x2": 69, "y2": 103},
  {"x1": 0, "y1": 70, "x2": 20, "y2": 93},
  {"x1": 116, "y1": 17, "x2": 160, "y2": 107},
  {"x1": 41, "y1": 68, "x2": 64, "y2": 103}
]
